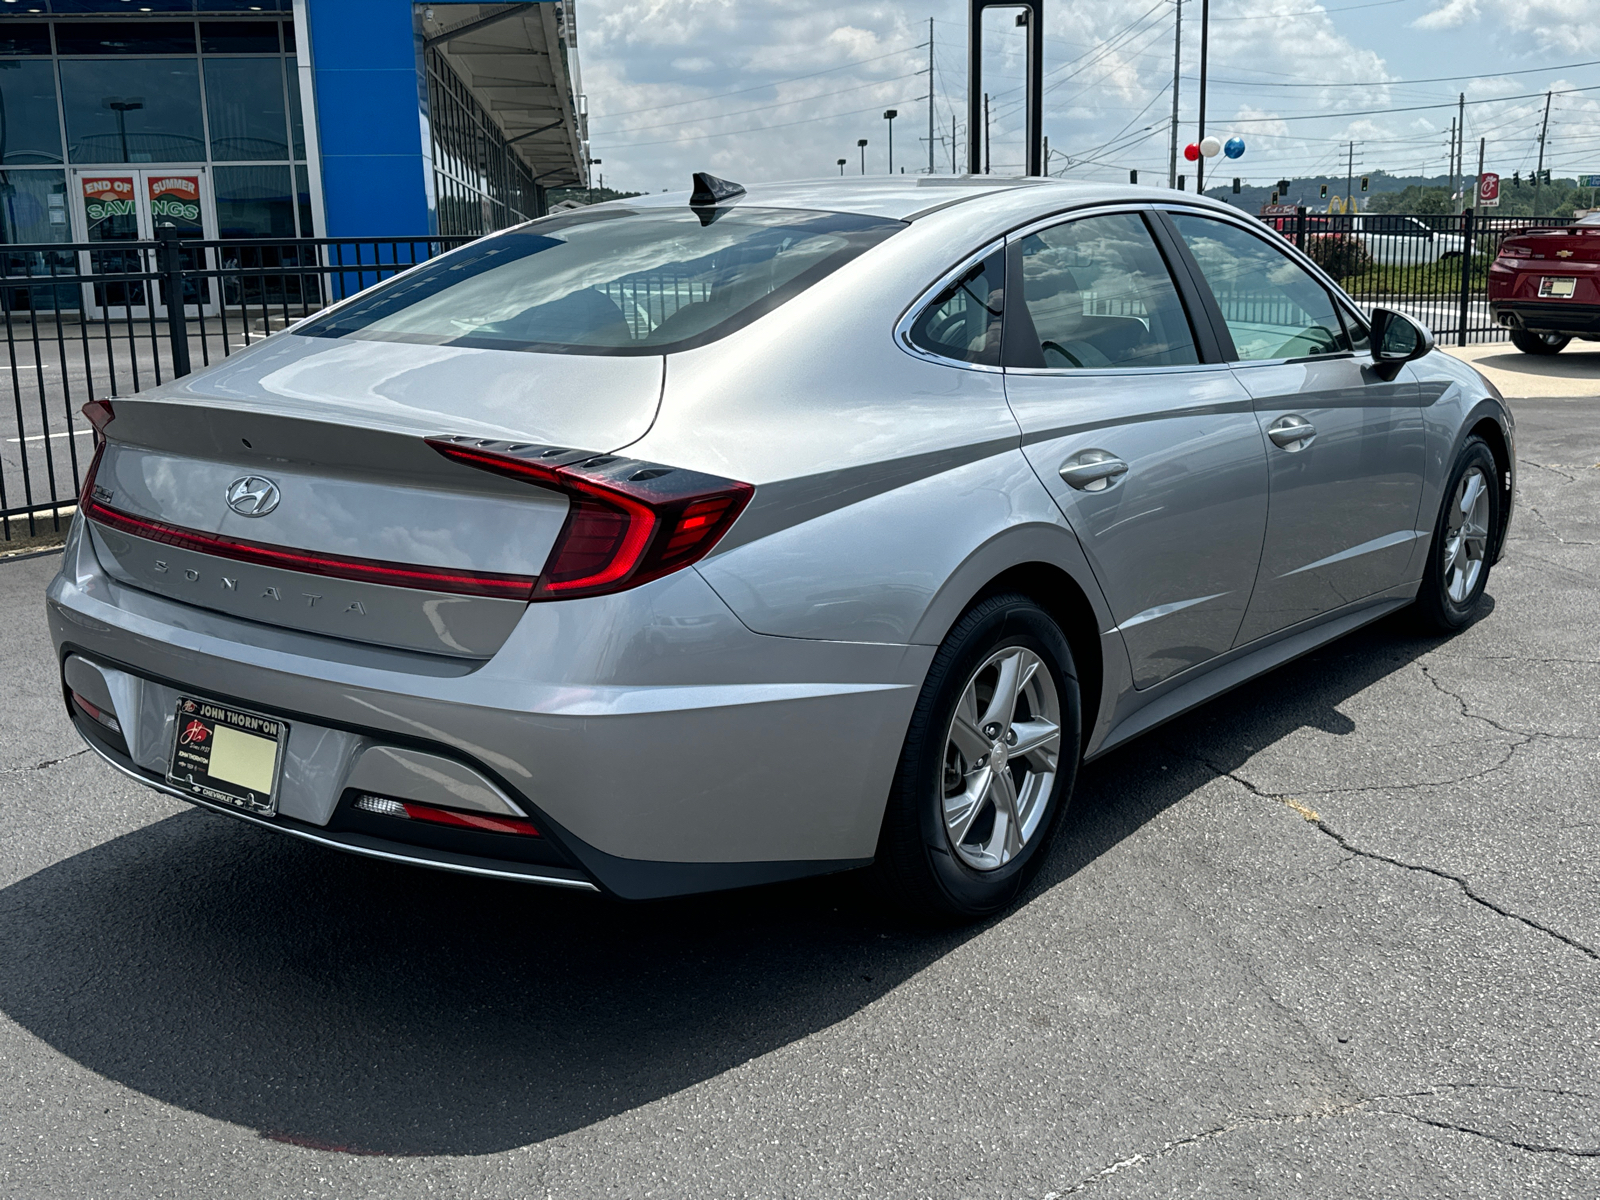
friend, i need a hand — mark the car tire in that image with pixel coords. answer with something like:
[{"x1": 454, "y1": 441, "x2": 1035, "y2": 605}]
[
  {"x1": 1511, "y1": 329, "x2": 1570, "y2": 355},
  {"x1": 1415, "y1": 436, "x2": 1501, "y2": 633},
  {"x1": 875, "y1": 593, "x2": 1081, "y2": 921}
]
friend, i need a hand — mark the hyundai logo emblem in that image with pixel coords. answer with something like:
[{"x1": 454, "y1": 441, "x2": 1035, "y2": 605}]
[{"x1": 226, "y1": 475, "x2": 281, "y2": 518}]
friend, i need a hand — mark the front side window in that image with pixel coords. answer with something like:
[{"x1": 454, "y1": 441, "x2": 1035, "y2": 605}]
[
  {"x1": 300, "y1": 207, "x2": 904, "y2": 355},
  {"x1": 906, "y1": 248, "x2": 1005, "y2": 366},
  {"x1": 1169, "y1": 213, "x2": 1351, "y2": 362},
  {"x1": 1014, "y1": 211, "x2": 1198, "y2": 369}
]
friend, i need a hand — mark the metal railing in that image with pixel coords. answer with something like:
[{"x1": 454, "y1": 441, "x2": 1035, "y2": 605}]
[
  {"x1": 1, "y1": 233, "x2": 472, "y2": 540},
  {"x1": 1257, "y1": 207, "x2": 1575, "y2": 344}
]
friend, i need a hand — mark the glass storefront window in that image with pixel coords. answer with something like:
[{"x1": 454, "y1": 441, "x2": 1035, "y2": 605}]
[
  {"x1": 214, "y1": 164, "x2": 293, "y2": 236},
  {"x1": 0, "y1": 169, "x2": 69, "y2": 243},
  {"x1": 55, "y1": 22, "x2": 197, "y2": 55},
  {"x1": 199, "y1": 21, "x2": 281, "y2": 53},
  {"x1": 60, "y1": 58, "x2": 206, "y2": 162},
  {"x1": 287, "y1": 61, "x2": 303, "y2": 159},
  {"x1": 0, "y1": 59, "x2": 64, "y2": 164},
  {"x1": 0, "y1": 24, "x2": 51, "y2": 56},
  {"x1": 203, "y1": 56, "x2": 287, "y2": 160},
  {"x1": 294, "y1": 162, "x2": 312, "y2": 236}
]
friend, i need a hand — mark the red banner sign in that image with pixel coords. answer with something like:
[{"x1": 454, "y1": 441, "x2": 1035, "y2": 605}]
[
  {"x1": 82, "y1": 176, "x2": 136, "y2": 221},
  {"x1": 148, "y1": 175, "x2": 201, "y2": 224}
]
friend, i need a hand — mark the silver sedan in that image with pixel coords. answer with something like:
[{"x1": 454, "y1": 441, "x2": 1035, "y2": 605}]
[{"x1": 48, "y1": 175, "x2": 1513, "y2": 919}]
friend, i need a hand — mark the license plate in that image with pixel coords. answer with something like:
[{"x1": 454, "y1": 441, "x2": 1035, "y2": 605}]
[
  {"x1": 167, "y1": 697, "x2": 288, "y2": 816},
  {"x1": 1538, "y1": 276, "x2": 1577, "y2": 298}
]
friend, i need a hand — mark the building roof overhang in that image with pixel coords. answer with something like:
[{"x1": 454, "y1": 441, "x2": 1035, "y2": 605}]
[{"x1": 422, "y1": 1, "x2": 587, "y2": 189}]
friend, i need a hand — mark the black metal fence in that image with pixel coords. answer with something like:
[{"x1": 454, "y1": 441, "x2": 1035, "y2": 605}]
[
  {"x1": 1257, "y1": 207, "x2": 1576, "y2": 344},
  {"x1": 0, "y1": 212, "x2": 1578, "y2": 541},
  {"x1": 1, "y1": 233, "x2": 472, "y2": 540}
]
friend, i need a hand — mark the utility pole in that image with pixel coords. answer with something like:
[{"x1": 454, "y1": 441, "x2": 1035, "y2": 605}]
[
  {"x1": 1456, "y1": 92, "x2": 1465, "y2": 211},
  {"x1": 1447, "y1": 116, "x2": 1457, "y2": 211},
  {"x1": 1195, "y1": 0, "x2": 1210, "y2": 194},
  {"x1": 972, "y1": 92, "x2": 985, "y2": 175},
  {"x1": 1475, "y1": 135, "x2": 1485, "y2": 208},
  {"x1": 927, "y1": 17, "x2": 935, "y2": 175},
  {"x1": 1534, "y1": 89, "x2": 1552, "y2": 217},
  {"x1": 952, "y1": 113, "x2": 959, "y2": 173},
  {"x1": 1346, "y1": 140, "x2": 1354, "y2": 212},
  {"x1": 1168, "y1": 0, "x2": 1182, "y2": 188}
]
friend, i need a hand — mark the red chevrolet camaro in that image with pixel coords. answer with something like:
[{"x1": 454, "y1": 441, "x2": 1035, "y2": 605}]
[{"x1": 1488, "y1": 212, "x2": 1600, "y2": 354}]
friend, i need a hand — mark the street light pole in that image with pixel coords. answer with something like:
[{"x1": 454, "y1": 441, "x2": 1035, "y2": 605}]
[
  {"x1": 1195, "y1": 0, "x2": 1210, "y2": 194},
  {"x1": 837, "y1": 158, "x2": 846, "y2": 176},
  {"x1": 884, "y1": 109, "x2": 898, "y2": 174},
  {"x1": 1168, "y1": 0, "x2": 1181, "y2": 188},
  {"x1": 858, "y1": 138, "x2": 868, "y2": 175}
]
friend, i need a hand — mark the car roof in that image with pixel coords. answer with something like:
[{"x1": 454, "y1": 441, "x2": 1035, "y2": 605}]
[{"x1": 612, "y1": 175, "x2": 1244, "y2": 223}]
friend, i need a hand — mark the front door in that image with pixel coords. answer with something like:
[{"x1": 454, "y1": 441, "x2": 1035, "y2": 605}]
[
  {"x1": 72, "y1": 167, "x2": 217, "y2": 319},
  {"x1": 1163, "y1": 210, "x2": 1425, "y2": 645},
  {"x1": 1004, "y1": 208, "x2": 1270, "y2": 690}
]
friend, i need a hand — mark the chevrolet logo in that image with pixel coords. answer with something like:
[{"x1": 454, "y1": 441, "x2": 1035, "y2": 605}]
[{"x1": 1556, "y1": 249, "x2": 1574, "y2": 258}]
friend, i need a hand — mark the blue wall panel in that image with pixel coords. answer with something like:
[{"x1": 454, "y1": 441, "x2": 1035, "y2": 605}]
[{"x1": 307, "y1": 0, "x2": 431, "y2": 236}]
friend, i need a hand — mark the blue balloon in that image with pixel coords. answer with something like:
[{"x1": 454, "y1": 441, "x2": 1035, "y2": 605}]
[{"x1": 1224, "y1": 137, "x2": 1246, "y2": 159}]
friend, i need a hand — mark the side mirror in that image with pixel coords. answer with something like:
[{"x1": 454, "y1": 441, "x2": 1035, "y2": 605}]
[{"x1": 1369, "y1": 308, "x2": 1434, "y2": 369}]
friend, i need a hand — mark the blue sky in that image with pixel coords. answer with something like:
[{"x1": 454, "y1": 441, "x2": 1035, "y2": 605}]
[{"x1": 575, "y1": 0, "x2": 1599, "y2": 194}]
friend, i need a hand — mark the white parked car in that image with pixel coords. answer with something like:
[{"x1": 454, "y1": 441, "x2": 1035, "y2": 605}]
[{"x1": 1340, "y1": 214, "x2": 1467, "y2": 267}]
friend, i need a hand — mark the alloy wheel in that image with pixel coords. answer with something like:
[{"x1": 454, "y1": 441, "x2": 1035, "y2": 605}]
[
  {"x1": 940, "y1": 646, "x2": 1062, "y2": 871},
  {"x1": 1442, "y1": 466, "x2": 1491, "y2": 604}
]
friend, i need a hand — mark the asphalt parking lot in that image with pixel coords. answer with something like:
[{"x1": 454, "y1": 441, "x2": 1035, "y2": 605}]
[{"x1": 1, "y1": 354, "x2": 1597, "y2": 1198}]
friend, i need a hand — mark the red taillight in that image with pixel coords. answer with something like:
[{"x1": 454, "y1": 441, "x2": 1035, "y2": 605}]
[
  {"x1": 83, "y1": 499, "x2": 537, "y2": 600},
  {"x1": 353, "y1": 793, "x2": 540, "y2": 836},
  {"x1": 426, "y1": 437, "x2": 753, "y2": 600}
]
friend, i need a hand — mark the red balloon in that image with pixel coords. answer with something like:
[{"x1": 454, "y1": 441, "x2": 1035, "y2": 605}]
[{"x1": 1183, "y1": 143, "x2": 1201, "y2": 162}]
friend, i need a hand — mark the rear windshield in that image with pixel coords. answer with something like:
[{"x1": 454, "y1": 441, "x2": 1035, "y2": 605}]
[{"x1": 298, "y1": 207, "x2": 905, "y2": 355}]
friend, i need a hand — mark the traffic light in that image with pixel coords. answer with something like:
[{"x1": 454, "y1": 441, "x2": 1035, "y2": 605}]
[
  {"x1": 1360, "y1": 175, "x2": 1369, "y2": 192},
  {"x1": 1232, "y1": 177, "x2": 1241, "y2": 194},
  {"x1": 1129, "y1": 169, "x2": 1138, "y2": 184},
  {"x1": 1543, "y1": 169, "x2": 1552, "y2": 184},
  {"x1": 1270, "y1": 191, "x2": 1279, "y2": 203},
  {"x1": 1513, "y1": 171, "x2": 1521, "y2": 187},
  {"x1": 1277, "y1": 178, "x2": 1291, "y2": 194},
  {"x1": 1320, "y1": 183, "x2": 1328, "y2": 198}
]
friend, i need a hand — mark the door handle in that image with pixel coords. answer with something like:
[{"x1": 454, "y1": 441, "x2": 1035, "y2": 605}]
[
  {"x1": 1266, "y1": 415, "x2": 1317, "y2": 451},
  {"x1": 1059, "y1": 450, "x2": 1129, "y2": 491}
]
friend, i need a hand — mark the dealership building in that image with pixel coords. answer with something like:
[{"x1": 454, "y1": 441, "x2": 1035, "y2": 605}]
[{"x1": 0, "y1": 0, "x2": 590, "y2": 250}]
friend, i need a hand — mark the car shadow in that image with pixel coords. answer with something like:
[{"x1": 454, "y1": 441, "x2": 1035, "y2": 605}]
[{"x1": 0, "y1": 605, "x2": 1470, "y2": 1157}]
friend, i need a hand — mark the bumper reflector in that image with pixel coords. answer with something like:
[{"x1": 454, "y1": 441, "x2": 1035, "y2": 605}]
[
  {"x1": 71, "y1": 690, "x2": 122, "y2": 734},
  {"x1": 354, "y1": 793, "x2": 540, "y2": 837}
]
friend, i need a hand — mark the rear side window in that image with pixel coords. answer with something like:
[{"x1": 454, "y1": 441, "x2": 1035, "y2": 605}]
[
  {"x1": 906, "y1": 249, "x2": 1006, "y2": 366},
  {"x1": 1013, "y1": 212, "x2": 1199, "y2": 370},
  {"x1": 299, "y1": 207, "x2": 904, "y2": 356},
  {"x1": 1169, "y1": 213, "x2": 1352, "y2": 362}
]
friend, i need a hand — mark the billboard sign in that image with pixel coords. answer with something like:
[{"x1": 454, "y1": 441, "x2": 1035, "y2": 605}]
[{"x1": 1478, "y1": 172, "x2": 1500, "y2": 207}]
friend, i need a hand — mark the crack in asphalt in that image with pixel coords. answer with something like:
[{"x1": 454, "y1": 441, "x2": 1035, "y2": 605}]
[
  {"x1": 1521, "y1": 503, "x2": 1598, "y2": 547},
  {"x1": 1417, "y1": 661, "x2": 1598, "y2": 741},
  {"x1": 1517, "y1": 458, "x2": 1579, "y2": 484},
  {"x1": 1047, "y1": 1093, "x2": 1600, "y2": 1193},
  {"x1": 0, "y1": 748, "x2": 89, "y2": 776},
  {"x1": 1187, "y1": 755, "x2": 1600, "y2": 962}
]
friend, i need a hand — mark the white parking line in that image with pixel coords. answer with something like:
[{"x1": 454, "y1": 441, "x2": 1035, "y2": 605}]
[{"x1": 6, "y1": 430, "x2": 92, "y2": 443}]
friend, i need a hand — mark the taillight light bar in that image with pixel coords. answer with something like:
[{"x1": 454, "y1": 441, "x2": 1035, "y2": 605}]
[
  {"x1": 426, "y1": 436, "x2": 753, "y2": 600},
  {"x1": 83, "y1": 499, "x2": 538, "y2": 600}
]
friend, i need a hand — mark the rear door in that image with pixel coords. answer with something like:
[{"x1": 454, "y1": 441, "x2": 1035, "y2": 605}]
[
  {"x1": 1161, "y1": 209, "x2": 1424, "y2": 646},
  {"x1": 1003, "y1": 207, "x2": 1269, "y2": 690}
]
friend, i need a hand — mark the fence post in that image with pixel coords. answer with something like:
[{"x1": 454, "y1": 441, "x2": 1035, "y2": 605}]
[
  {"x1": 1294, "y1": 206, "x2": 1307, "y2": 252},
  {"x1": 157, "y1": 225, "x2": 191, "y2": 378},
  {"x1": 1456, "y1": 206, "x2": 1475, "y2": 348}
]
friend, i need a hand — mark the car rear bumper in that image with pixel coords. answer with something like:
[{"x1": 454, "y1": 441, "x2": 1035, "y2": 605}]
[
  {"x1": 47, "y1": 517, "x2": 928, "y2": 898},
  {"x1": 1490, "y1": 300, "x2": 1600, "y2": 335}
]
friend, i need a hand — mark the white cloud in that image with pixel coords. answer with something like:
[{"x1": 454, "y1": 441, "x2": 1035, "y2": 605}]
[{"x1": 1412, "y1": 0, "x2": 1480, "y2": 32}]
